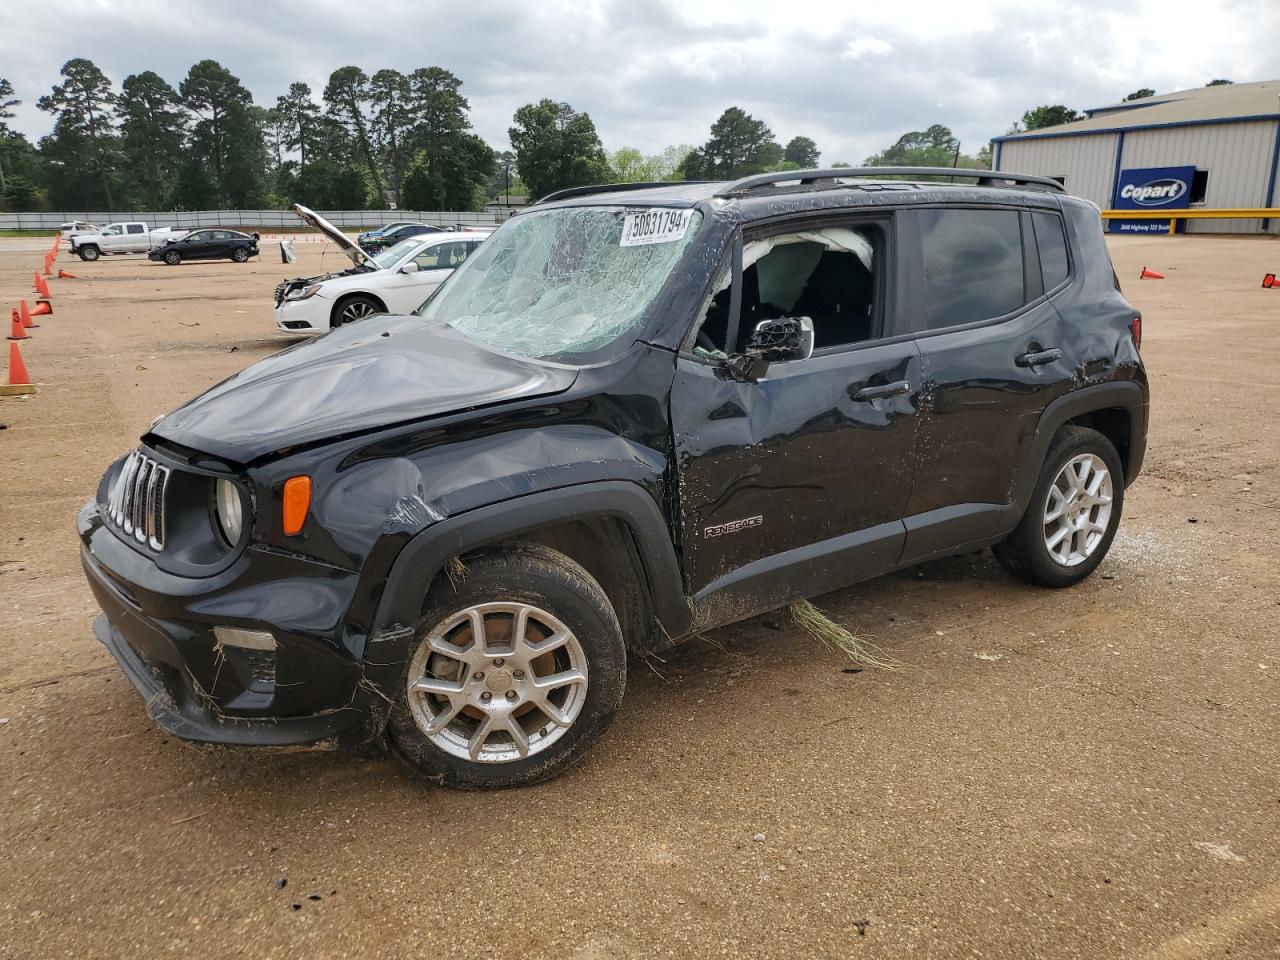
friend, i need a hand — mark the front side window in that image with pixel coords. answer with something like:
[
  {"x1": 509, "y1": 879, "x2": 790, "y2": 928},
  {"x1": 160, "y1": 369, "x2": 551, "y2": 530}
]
[
  {"x1": 692, "y1": 224, "x2": 881, "y2": 358},
  {"x1": 187, "y1": 231, "x2": 211, "y2": 242},
  {"x1": 413, "y1": 241, "x2": 471, "y2": 271},
  {"x1": 419, "y1": 206, "x2": 703, "y2": 361},
  {"x1": 104, "y1": 225, "x2": 122, "y2": 236},
  {"x1": 919, "y1": 208, "x2": 1026, "y2": 330}
]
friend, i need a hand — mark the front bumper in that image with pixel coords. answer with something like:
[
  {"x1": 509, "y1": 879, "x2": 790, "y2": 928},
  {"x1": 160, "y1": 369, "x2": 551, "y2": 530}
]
[
  {"x1": 273, "y1": 297, "x2": 328, "y2": 333},
  {"x1": 80, "y1": 499, "x2": 392, "y2": 749}
]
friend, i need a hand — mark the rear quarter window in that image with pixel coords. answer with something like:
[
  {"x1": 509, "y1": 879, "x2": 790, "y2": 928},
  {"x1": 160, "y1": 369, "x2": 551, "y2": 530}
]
[
  {"x1": 919, "y1": 208, "x2": 1026, "y2": 329},
  {"x1": 1032, "y1": 212, "x2": 1070, "y2": 290}
]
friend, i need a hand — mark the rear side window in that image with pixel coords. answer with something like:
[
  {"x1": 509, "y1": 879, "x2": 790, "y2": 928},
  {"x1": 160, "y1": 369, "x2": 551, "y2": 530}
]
[
  {"x1": 1032, "y1": 212, "x2": 1069, "y2": 290},
  {"x1": 126, "y1": 224, "x2": 145, "y2": 234},
  {"x1": 919, "y1": 209, "x2": 1026, "y2": 329}
]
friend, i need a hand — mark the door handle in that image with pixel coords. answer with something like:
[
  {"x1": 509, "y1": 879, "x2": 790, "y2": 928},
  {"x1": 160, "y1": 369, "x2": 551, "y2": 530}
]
[
  {"x1": 1016, "y1": 348, "x2": 1062, "y2": 368},
  {"x1": 851, "y1": 380, "x2": 911, "y2": 402}
]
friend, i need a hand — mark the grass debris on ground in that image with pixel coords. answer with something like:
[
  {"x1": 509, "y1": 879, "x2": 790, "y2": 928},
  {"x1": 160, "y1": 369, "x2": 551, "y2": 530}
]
[{"x1": 789, "y1": 599, "x2": 903, "y2": 672}]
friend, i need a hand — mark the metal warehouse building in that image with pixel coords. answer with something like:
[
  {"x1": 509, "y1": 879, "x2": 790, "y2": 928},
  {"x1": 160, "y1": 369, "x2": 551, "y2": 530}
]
[{"x1": 993, "y1": 79, "x2": 1280, "y2": 234}]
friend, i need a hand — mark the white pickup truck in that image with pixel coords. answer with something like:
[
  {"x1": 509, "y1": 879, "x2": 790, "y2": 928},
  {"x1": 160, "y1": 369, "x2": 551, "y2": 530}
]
[{"x1": 69, "y1": 222, "x2": 189, "y2": 261}]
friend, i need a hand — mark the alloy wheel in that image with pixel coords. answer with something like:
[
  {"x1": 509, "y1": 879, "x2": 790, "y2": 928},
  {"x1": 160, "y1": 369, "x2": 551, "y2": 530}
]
[
  {"x1": 339, "y1": 300, "x2": 377, "y2": 324},
  {"x1": 1042, "y1": 453, "x2": 1114, "y2": 566},
  {"x1": 405, "y1": 602, "x2": 589, "y2": 763}
]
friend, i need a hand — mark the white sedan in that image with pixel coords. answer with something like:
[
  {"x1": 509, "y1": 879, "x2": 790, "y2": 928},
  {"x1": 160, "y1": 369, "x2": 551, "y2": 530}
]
[{"x1": 274, "y1": 205, "x2": 489, "y2": 334}]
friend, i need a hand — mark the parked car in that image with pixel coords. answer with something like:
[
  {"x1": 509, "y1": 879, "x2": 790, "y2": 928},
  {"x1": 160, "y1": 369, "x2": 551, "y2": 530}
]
[
  {"x1": 274, "y1": 205, "x2": 487, "y2": 333},
  {"x1": 356, "y1": 221, "x2": 423, "y2": 248},
  {"x1": 79, "y1": 168, "x2": 1148, "y2": 789},
  {"x1": 357, "y1": 221, "x2": 442, "y2": 253},
  {"x1": 148, "y1": 229, "x2": 260, "y2": 265},
  {"x1": 70, "y1": 222, "x2": 189, "y2": 260},
  {"x1": 60, "y1": 220, "x2": 99, "y2": 239}
]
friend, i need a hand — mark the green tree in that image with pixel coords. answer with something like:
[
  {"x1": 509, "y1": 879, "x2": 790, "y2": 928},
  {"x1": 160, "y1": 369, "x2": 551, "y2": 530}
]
[
  {"x1": 0, "y1": 78, "x2": 18, "y2": 132},
  {"x1": 37, "y1": 58, "x2": 119, "y2": 208},
  {"x1": 173, "y1": 161, "x2": 218, "y2": 209},
  {"x1": 324, "y1": 66, "x2": 385, "y2": 206},
  {"x1": 402, "y1": 133, "x2": 494, "y2": 210},
  {"x1": 275, "y1": 82, "x2": 321, "y2": 170},
  {"x1": 610, "y1": 144, "x2": 693, "y2": 182},
  {"x1": 1124, "y1": 88, "x2": 1155, "y2": 101},
  {"x1": 690, "y1": 107, "x2": 782, "y2": 178},
  {"x1": 1020, "y1": 105, "x2": 1080, "y2": 131},
  {"x1": 508, "y1": 99, "x2": 610, "y2": 200},
  {"x1": 865, "y1": 125, "x2": 960, "y2": 166},
  {"x1": 1206, "y1": 78, "x2": 1233, "y2": 86},
  {"x1": 783, "y1": 135, "x2": 820, "y2": 168},
  {"x1": 3, "y1": 173, "x2": 40, "y2": 211},
  {"x1": 117, "y1": 71, "x2": 186, "y2": 208},
  {"x1": 181, "y1": 60, "x2": 267, "y2": 206},
  {"x1": 370, "y1": 69, "x2": 413, "y2": 200}
]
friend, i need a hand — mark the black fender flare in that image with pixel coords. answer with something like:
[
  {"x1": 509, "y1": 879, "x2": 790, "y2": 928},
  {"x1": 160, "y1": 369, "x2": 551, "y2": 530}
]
[
  {"x1": 371, "y1": 480, "x2": 691, "y2": 645},
  {"x1": 1011, "y1": 379, "x2": 1148, "y2": 511}
]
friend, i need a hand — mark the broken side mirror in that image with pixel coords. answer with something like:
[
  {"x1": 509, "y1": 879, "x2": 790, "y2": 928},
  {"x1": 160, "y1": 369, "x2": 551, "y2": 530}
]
[{"x1": 724, "y1": 316, "x2": 815, "y2": 382}]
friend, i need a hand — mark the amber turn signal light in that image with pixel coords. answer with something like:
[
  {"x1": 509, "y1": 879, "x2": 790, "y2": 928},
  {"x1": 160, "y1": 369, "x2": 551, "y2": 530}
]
[{"x1": 282, "y1": 476, "x2": 311, "y2": 535}]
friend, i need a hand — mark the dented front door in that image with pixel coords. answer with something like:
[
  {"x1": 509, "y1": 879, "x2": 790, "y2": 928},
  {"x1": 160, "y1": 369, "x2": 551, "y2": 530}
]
[{"x1": 671, "y1": 341, "x2": 923, "y2": 609}]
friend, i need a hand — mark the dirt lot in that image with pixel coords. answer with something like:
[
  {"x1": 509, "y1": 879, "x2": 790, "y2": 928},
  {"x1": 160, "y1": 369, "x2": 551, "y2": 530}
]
[{"x1": 1, "y1": 232, "x2": 1277, "y2": 959}]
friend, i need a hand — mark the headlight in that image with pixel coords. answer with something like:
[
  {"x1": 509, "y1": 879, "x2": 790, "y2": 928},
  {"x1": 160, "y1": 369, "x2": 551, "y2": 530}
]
[
  {"x1": 214, "y1": 479, "x2": 244, "y2": 545},
  {"x1": 285, "y1": 284, "x2": 322, "y2": 301}
]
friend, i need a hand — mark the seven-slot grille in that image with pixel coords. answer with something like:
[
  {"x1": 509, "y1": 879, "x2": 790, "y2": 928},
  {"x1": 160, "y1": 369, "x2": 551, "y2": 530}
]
[{"x1": 108, "y1": 450, "x2": 170, "y2": 551}]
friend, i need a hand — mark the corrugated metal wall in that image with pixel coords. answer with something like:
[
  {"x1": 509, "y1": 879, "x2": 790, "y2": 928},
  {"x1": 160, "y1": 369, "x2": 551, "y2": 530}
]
[
  {"x1": 1121, "y1": 120, "x2": 1279, "y2": 233},
  {"x1": 997, "y1": 121, "x2": 1280, "y2": 234},
  {"x1": 997, "y1": 134, "x2": 1118, "y2": 208}
]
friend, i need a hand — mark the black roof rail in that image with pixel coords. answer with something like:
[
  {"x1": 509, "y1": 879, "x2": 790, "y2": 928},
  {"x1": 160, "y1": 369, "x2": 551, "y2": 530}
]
[
  {"x1": 713, "y1": 167, "x2": 1067, "y2": 198},
  {"x1": 536, "y1": 180, "x2": 716, "y2": 204}
]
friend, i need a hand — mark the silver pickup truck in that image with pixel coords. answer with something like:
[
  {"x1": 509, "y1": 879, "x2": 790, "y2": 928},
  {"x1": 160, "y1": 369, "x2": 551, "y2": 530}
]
[{"x1": 70, "y1": 222, "x2": 189, "y2": 261}]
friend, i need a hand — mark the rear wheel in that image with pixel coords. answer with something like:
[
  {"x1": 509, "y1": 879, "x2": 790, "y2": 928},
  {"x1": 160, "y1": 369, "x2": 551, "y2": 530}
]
[
  {"x1": 387, "y1": 544, "x2": 626, "y2": 789},
  {"x1": 163, "y1": 249, "x2": 181, "y2": 266},
  {"x1": 993, "y1": 426, "x2": 1124, "y2": 588},
  {"x1": 78, "y1": 245, "x2": 100, "y2": 262},
  {"x1": 231, "y1": 247, "x2": 249, "y2": 263},
  {"x1": 331, "y1": 294, "x2": 381, "y2": 327}
]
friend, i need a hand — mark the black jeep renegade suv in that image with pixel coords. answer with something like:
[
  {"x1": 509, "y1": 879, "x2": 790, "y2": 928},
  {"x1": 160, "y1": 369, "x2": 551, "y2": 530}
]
[{"x1": 80, "y1": 168, "x2": 1148, "y2": 788}]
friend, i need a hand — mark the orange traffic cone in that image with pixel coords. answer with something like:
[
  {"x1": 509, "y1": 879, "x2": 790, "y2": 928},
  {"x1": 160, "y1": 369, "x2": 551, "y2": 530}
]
[
  {"x1": 34, "y1": 273, "x2": 51, "y2": 298},
  {"x1": 1139, "y1": 266, "x2": 1165, "y2": 280},
  {"x1": 8, "y1": 310, "x2": 28, "y2": 340},
  {"x1": 19, "y1": 300, "x2": 37, "y2": 329},
  {"x1": 1263, "y1": 273, "x2": 1277, "y2": 288},
  {"x1": 57, "y1": 269, "x2": 77, "y2": 279},
  {"x1": 43, "y1": 255, "x2": 53, "y2": 277},
  {"x1": 2, "y1": 341, "x2": 36, "y2": 395},
  {"x1": 31, "y1": 300, "x2": 52, "y2": 317}
]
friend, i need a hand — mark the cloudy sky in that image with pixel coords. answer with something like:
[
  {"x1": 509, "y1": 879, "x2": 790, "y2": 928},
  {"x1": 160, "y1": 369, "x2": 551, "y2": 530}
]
[{"x1": 3, "y1": 0, "x2": 1276, "y2": 163}]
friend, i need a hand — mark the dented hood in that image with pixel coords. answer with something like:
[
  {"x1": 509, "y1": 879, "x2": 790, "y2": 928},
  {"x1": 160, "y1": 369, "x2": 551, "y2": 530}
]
[
  {"x1": 292, "y1": 203, "x2": 378, "y2": 269},
  {"x1": 150, "y1": 316, "x2": 578, "y2": 461}
]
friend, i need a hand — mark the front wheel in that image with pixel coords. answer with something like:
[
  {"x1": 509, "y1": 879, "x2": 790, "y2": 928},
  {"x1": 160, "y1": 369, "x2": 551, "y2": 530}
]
[
  {"x1": 231, "y1": 247, "x2": 249, "y2": 262},
  {"x1": 993, "y1": 426, "x2": 1125, "y2": 588},
  {"x1": 163, "y1": 249, "x2": 181, "y2": 266},
  {"x1": 331, "y1": 294, "x2": 381, "y2": 328},
  {"x1": 387, "y1": 544, "x2": 626, "y2": 789},
  {"x1": 78, "y1": 246, "x2": 100, "y2": 262}
]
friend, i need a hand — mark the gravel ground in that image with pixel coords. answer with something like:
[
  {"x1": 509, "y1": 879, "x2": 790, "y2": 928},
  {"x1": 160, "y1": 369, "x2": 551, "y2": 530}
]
[{"x1": 0, "y1": 233, "x2": 1277, "y2": 959}]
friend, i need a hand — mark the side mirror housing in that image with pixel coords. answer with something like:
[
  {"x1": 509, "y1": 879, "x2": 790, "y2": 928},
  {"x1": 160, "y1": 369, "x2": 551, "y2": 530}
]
[
  {"x1": 399, "y1": 262, "x2": 420, "y2": 274},
  {"x1": 724, "y1": 317, "x2": 815, "y2": 382}
]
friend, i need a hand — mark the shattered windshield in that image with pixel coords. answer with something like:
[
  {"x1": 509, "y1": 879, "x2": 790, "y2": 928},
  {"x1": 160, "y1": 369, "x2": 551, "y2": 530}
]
[{"x1": 417, "y1": 206, "x2": 703, "y2": 360}]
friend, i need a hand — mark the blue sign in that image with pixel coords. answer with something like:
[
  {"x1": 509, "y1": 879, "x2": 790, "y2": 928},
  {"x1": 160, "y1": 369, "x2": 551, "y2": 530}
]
[{"x1": 1111, "y1": 165, "x2": 1195, "y2": 234}]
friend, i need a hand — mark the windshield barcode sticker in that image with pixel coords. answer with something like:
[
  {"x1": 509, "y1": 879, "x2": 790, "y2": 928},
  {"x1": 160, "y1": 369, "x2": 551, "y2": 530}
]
[{"x1": 620, "y1": 209, "x2": 693, "y2": 247}]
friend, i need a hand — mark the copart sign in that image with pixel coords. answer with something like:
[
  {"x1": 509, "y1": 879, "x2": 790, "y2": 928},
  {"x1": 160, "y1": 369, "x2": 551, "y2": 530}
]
[{"x1": 1111, "y1": 165, "x2": 1195, "y2": 234}]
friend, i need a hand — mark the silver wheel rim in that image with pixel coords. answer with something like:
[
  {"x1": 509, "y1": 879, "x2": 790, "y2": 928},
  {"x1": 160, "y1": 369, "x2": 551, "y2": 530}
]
[
  {"x1": 1043, "y1": 453, "x2": 1114, "y2": 567},
  {"x1": 165, "y1": 252, "x2": 179, "y2": 264},
  {"x1": 85, "y1": 248, "x2": 98, "y2": 260},
  {"x1": 406, "y1": 602, "x2": 589, "y2": 763},
  {"x1": 340, "y1": 301, "x2": 376, "y2": 324},
  {"x1": 233, "y1": 249, "x2": 247, "y2": 261}
]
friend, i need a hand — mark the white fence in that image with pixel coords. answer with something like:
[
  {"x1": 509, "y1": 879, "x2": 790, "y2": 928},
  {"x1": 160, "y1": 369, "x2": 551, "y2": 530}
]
[{"x1": 0, "y1": 209, "x2": 504, "y2": 231}]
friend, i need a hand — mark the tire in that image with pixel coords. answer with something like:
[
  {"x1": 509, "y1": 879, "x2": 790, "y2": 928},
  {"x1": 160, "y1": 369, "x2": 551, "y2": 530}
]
[
  {"x1": 231, "y1": 247, "x2": 249, "y2": 263},
  {"x1": 78, "y1": 245, "x2": 100, "y2": 262},
  {"x1": 992, "y1": 426, "x2": 1125, "y2": 588},
  {"x1": 331, "y1": 294, "x2": 381, "y2": 328},
  {"x1": 387, "y1": 543, "x2": 626, "y2": 789},
  {"x1": 163, "y1": 249, "x2": 181, "y2": 266}
]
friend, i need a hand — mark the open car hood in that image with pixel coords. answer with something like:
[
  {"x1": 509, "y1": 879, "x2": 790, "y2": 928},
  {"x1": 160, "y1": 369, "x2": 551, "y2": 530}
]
[
  {"x1": 292, "y1": 203, "x2": 378, "y2": 269},
  {"x1": 148, "y1": 315, "x2": 578, "y2": 462}
]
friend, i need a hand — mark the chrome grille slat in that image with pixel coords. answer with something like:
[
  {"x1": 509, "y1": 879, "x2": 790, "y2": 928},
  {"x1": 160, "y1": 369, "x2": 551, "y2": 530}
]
[{"x1": 109, "y1": 450, "x2": 170, "y2": 552}]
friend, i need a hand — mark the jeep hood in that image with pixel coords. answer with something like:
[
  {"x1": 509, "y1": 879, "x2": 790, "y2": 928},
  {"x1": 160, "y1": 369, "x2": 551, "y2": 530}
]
[
  {"x1": 292, "y1": 203, "x2": 378, "y2": 269},
  {"x1": 149, "y1": 315, "x2": 578, "y2": 461}
]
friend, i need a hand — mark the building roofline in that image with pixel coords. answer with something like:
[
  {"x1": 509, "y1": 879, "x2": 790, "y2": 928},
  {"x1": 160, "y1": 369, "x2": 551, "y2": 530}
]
[{"x1": 993, "y1": 113, "x2": 1280, "y2": 144}]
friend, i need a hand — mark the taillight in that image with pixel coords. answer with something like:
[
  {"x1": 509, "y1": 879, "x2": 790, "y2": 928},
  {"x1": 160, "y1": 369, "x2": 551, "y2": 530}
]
[{"x1": 1131, "y1": 314, "x2": 1142, "y2": 350}]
